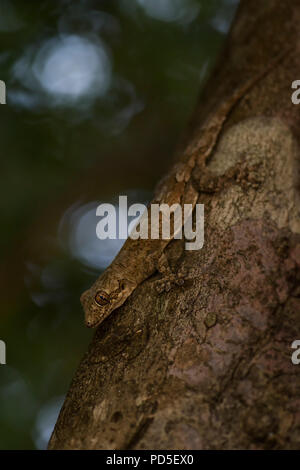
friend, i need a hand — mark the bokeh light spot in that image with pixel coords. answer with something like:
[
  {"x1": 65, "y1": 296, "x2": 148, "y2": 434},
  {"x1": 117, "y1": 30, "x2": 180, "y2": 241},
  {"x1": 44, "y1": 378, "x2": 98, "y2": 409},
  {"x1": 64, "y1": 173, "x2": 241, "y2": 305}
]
[{"x1": 33, "y1": 35, "x2": 111, "y2": 101}]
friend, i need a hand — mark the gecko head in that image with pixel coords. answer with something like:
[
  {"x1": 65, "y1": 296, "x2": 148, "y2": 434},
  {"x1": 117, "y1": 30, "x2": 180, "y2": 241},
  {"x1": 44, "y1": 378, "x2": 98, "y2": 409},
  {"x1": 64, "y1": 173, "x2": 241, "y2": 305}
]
[{"x1": 80, "y1": 271, "x2": 136, "y2": 328}]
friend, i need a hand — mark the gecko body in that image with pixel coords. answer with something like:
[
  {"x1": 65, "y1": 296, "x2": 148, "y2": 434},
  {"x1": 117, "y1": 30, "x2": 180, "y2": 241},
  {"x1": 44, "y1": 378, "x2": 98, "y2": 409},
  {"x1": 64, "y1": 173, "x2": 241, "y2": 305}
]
[{"x1": 81, "y1": 54, "x2": 287, "y2": 328}]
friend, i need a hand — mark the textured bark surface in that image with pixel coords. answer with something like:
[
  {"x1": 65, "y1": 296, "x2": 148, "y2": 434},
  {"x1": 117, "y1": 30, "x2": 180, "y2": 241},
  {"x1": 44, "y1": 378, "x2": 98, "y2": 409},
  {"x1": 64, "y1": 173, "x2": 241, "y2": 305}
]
[{"x1": 49, "y1": 0, "x2": 300, "y2": 450}]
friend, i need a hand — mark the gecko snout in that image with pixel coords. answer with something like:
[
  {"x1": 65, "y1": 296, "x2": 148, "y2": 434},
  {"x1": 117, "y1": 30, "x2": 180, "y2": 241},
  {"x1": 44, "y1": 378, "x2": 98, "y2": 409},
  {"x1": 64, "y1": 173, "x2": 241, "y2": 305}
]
[{"x1": 85, "y1": 318, "x2": 94, "y2": 328}]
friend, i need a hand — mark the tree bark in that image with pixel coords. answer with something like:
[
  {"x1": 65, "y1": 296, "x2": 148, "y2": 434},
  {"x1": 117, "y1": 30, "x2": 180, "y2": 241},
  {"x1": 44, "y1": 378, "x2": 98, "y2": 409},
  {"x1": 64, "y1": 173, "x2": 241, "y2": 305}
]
[{"x1": 49, "y1": 0, "x2": 300, "y2": 450}]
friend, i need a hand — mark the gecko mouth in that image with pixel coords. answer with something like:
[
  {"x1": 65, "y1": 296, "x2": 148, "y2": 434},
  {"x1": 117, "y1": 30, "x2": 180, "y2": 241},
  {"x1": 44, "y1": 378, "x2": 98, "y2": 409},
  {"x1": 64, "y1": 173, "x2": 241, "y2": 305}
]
[
  {"x1": 85, "y1": 317, "x2": 102, "y2": 328},
  {"x1": 85, "y1": 301, "x2": 109, "y2": 328},
  {"x1": 84, "y1": 306, "x2": 106, "y2": 328}
]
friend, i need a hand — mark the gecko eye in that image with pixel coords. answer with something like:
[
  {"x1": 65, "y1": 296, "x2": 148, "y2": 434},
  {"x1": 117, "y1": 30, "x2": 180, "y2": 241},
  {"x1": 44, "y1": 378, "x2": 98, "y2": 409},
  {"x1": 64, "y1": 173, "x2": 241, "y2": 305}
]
[{"x1": 95, "y1": 291, "x2": 110, "y2": 306}]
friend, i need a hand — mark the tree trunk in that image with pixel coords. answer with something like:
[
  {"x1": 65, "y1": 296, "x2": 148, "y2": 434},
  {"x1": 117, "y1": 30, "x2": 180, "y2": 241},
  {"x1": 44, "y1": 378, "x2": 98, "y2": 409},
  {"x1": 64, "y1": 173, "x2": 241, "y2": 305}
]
[{"x1": 48, "y1": 0, "x2": 300, "y2": 450}]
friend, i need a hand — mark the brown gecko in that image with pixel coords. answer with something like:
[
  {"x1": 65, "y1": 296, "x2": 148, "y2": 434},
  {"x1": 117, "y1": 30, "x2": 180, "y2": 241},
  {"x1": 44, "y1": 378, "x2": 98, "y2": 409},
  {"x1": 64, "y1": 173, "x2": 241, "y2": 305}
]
[{"x1": 81, "y1": 51, "x2": 288, "y2": 328}]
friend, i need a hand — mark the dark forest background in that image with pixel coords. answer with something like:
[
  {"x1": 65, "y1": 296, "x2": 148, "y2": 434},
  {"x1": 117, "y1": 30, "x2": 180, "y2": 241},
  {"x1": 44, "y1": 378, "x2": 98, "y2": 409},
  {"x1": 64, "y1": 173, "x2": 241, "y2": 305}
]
[{"x1": 0, "y1": 0, "x2": 238, "y2": 449}]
